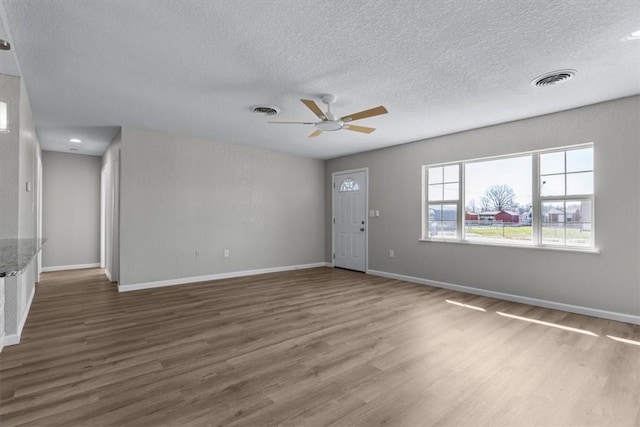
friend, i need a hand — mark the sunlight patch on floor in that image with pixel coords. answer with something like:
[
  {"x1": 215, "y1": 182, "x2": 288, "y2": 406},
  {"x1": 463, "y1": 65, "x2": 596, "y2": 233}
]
[
  {"x1": 606, "y1": 335, "x2": 640, "y2": 346},
  {"x1": 445, "y1": 299, "x2": 486, "y2": 312},
  {"x1": 496, "y1": 311, "x2": 598, "y2": 337}
]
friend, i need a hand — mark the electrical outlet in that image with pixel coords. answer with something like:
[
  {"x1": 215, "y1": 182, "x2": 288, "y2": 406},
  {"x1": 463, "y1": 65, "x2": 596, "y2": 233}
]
[
  {"x1": 369, "y1": 210, "x2": 375, "y2": 218},
  {"x1": 389, "y1": 249, "x2": 394, "y2": 258},
  {"x1": 375, "y1": 210, "x2": 380, "y2": 217},
  {"x1": 195, "y1": 251, "x2": 200, "y2": 259},
  {"x1": 223, "y1": 249, "x2": 230, "y2": 258}
]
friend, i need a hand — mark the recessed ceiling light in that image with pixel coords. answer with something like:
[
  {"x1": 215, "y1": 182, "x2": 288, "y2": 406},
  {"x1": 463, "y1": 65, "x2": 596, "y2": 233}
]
[
  {"x1": 0, "y1": 39, "x2": 10, "y2": 51},
  {"x1": 625, "y1": 30, "x2": 640, "y2": 41},
  {"x1": 70, "y1": 138, "x2": 82, "y2": 143},
  {"x1": 0, "y1": 101, "x2": 7, "y2": 133}
]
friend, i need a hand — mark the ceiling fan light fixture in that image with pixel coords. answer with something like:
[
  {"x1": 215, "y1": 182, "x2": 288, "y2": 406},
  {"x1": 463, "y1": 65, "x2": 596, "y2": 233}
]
[{"x1": 316, "y1": 120, "x2": 343, "y2": 131}]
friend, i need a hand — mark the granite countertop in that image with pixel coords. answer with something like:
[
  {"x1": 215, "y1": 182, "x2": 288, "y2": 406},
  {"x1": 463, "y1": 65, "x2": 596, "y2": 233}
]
[{"x1": 0, "y1": 238, "x2": 47, "y2": 277}]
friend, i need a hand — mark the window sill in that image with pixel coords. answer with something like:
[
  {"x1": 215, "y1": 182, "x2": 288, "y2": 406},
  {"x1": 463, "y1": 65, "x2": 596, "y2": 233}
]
[{"x1": 418, "y1": 238, "x2": 600, "y2": 254}]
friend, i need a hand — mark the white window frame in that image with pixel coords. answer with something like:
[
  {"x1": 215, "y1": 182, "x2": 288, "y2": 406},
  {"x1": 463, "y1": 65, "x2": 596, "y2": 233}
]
[
  {"x1": 422, "y1": 164, "x2": 462, "y2": 240},
  {"x1": 422, "y1": 143, "x2": 594, "y2": 250}
]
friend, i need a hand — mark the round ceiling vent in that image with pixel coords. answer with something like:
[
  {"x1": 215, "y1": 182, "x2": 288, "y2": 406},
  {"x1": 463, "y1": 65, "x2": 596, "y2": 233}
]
[
  {"x1": 532, "y1": 69, "x2": 576, "y2": 87},
  {"x1": 251, "y1": 105, "x2": 280, "y2": 115}
]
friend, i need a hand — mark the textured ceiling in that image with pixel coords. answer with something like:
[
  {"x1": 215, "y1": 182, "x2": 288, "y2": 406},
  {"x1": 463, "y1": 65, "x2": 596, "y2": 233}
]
[{"x1": 1, "y1": 0, "x2": 639, "y2": 159}]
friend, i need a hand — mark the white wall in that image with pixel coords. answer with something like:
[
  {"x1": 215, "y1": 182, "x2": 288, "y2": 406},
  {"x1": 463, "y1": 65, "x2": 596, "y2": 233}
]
[
  {"x1": 326, "y1": 96, "x2": 640, "y2": 318},
  {"x1": 118, "y1": 127, "x2": 325, "y2": 286},
  {"x1": 41, "y1": 151, "x2": 102, "y2": 269}
]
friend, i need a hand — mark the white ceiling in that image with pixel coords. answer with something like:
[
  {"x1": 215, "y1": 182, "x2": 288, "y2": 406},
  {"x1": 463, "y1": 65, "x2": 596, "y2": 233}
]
[{"x1": 1, "y1": 0, "x2": 639, "y2": 159}]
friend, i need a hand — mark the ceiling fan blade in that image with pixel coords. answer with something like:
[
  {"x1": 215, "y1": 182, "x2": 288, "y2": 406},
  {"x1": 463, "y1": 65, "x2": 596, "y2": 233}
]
[
  {"x1": 268, "y1": 121, "x2": 315, "y2": 125},
  {"x1": 343, "y1": 124, "x2": 376, "y2": 134},
  {"x1": 341, "y1": 105, "x2": 388, "y2": 122},
  {"x1": 309, "y1": 129, "x2": 323, "y2": 138},
  {"x1": 301, "y1": 99, "x2": 328, "y2": 121}
]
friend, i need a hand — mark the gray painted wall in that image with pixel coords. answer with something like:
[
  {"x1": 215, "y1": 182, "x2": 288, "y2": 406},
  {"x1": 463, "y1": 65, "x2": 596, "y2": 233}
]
[
  {"x1": 119, "y1": 127, "x2": 325, "y2": 285},
  {"x1": 326, "y1": 96, "x2": 640, "y2": 317},
  {"x1": 0, "y1": 74, "x2": 21, "y2": 239},
  {"x1": 42, "y1": 151, "x2": 101, "y2": 268},
  {"x1": 18, "y1": 79, "x2": 38, "y2": 240}
]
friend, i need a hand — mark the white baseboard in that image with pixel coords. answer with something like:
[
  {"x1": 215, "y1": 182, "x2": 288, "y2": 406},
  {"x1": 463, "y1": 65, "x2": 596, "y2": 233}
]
[
  {"x1": 105, "y1": 269, "x2": 114, "y2": 282},
  {"x1": 42, "y1": 263, "x2": 100, "y2": 272},
  {"x1": 3, "y1": 333, "x2": 20, "y2": 346},
  {"x1": 367, "y1": 269, "x2": 640, "y2": 326},
  {"x1": 3, "y1": 286, "x2": 36, "y2": 347},
  {"x1": 118, "y1": 262, "x2": 331, "y2": 293}
]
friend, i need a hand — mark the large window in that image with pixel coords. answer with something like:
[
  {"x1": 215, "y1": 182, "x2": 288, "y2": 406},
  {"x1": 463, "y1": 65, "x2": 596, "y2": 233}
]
[{"x1": 423, "y1": 144, "x2": 594, "y2": 249}]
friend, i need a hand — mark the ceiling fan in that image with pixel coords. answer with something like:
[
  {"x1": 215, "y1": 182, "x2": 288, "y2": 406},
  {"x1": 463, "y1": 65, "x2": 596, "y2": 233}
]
[{"x1": 269, "y1": 95, "x2": 388, "y2": 138}]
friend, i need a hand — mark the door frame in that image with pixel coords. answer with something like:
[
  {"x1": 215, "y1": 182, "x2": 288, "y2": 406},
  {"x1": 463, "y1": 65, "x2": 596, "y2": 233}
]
[
  {"x1": 36, "y1": 155, "x2": 43, "y2": 283},
  {"x1": 100, "y1": 165, "x2": 107, "y2": 269},
  {"x1": 331, "y1": 167, "x2": 369, "y2": 272}
]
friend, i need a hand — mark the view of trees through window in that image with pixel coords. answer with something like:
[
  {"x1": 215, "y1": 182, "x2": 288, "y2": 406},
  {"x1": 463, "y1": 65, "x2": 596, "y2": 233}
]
[
  {"x1": 424, "y1": 145, "x2": 594, "y2": 249},
  {"x1": 465, "y1": 155, "x2": 532, "y2": 244}
]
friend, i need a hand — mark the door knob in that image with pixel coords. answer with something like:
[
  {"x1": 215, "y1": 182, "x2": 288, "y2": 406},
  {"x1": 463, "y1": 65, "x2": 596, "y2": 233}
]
[{"x1": 360, "y1": 227, "x2": 365, "y2": 231}]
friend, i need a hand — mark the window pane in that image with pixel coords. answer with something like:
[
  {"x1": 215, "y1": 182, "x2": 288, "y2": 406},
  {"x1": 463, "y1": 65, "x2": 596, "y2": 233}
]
[
  {"x1": 465, "y1": 156, "x2": 532, "y2": 212},
  {"x1": 464, "y1": 155, "x2": 532, "y2": 244},
  {"x1": 566, "y1": 200, "x2": 592, "y2": 247},
  {"x1": 443, "y1": 165, "x2": 459, "y2": 182},
  {"x1": 429, "y1": 167, "x2": 443, "y2": 184},
  {"x1": 540, "y1": 174, "x2": 564, "y2": 197},
  {"x1": 443, "y1": 182, "x2": 459, "y2": 200},
  {"x1": 428, "y1": 184, "x2": 443, "y2": 201},
  {"x1": 339, "y1": 178, "x2": 359, "y2": 192},
  {"x1": 566, "y1": 147, "x2": 593, "y2": 173},
  {"x1": 566, "y1": 172, "x2": 593, "y2": 195},
  {"x1": 542, "y1": 223, "x2": 565, "y2": 245},
  {"x1": 542, "y1": 200, "x2": 593, "y2": 247},
  {"x1": 428, "y1": 204, "x2": 457, "y2": 239},
  {"x1": 541, "y1": 201, "x2": 565, "y2": 245},
  {"x1": 540, "y1": 151, "x2": 564, "y2": 175}
]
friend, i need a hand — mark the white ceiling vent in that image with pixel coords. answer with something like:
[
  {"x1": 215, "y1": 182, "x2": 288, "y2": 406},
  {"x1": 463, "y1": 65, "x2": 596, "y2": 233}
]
[
  {"x1": 532, "y1": 70, "x2": 576, "y2": 87},
  {"x1": 251, "y1": 106, "x2": 280, "y2": 115}
]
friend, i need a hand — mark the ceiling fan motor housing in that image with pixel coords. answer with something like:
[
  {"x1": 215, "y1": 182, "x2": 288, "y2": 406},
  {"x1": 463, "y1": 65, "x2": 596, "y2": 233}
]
[{"x1": 316, "y1": 120, "x2": 343, "y2": 131}]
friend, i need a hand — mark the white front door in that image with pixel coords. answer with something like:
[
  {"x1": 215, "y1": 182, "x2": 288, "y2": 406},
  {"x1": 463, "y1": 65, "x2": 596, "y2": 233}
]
[{"x1": 333, "y1": 170, "x2": 367, "y2": 272}]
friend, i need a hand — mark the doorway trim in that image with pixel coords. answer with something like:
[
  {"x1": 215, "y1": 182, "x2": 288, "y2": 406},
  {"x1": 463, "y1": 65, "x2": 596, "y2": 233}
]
[
  {"x1": 100, "y1": 165, "x2": 107, "y2": 269},
  {"x1": 331, "y1": 167, "x2": 369, "y2": 272}
]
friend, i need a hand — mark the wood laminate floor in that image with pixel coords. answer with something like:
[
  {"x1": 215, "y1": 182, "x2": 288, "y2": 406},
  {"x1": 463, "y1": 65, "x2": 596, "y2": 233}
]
[{"x1": 1, "y1": 268, "x2": 639, "y2": 426}]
